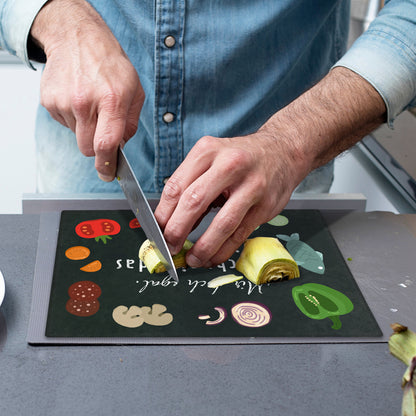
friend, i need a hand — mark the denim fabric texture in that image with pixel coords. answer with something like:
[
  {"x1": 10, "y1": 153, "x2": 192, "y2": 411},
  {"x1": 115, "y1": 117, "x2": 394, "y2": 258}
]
[{"x1": 1, "y1": 0, "x2": 415, "y2": 194}]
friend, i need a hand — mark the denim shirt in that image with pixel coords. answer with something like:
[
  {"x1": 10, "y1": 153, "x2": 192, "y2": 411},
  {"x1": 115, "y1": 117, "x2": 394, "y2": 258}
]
[{"x1": 1, "y1": 0, "x2": 415, "y2": 194}]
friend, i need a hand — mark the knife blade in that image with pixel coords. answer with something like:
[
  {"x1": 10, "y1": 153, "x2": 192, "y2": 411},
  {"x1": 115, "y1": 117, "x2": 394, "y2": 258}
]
[{"x1": 116, "y1": 147, "x2": 178, "y2": 282}]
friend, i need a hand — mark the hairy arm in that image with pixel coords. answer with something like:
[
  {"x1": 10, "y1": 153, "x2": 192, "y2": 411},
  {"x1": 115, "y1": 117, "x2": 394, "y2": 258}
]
[{"x1": 266, "y1": 67, "x2": 387, "y2": 170}]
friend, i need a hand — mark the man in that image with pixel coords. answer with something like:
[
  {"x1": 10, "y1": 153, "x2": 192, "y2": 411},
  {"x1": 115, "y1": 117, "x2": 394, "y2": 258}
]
[{"x1": 1, "y1": 0, "x2": 415, "y2": 268}]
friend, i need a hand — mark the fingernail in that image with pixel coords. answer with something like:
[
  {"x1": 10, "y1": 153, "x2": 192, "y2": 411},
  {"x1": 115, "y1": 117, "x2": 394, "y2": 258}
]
[
  {"x1": 167, "y1": 243, "x2": 180, "y2": 256},
  {"x1": 98, "y1": 173, "x2": 114, "y2": 182},
  {"x1": 186, "y1": 254, "x2": 202, "y2": 268},
  {"x1": 168, "y1": 244, "x2": 178, "y2": 256}
]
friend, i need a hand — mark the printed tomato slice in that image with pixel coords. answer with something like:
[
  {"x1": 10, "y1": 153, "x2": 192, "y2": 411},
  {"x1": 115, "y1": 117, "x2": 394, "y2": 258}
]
[
  {"x1": 129, "y1": 218, "x2": 141, "y2": 229},
  {"x1": 75, "y1": 219, "x2": 121, "y2": 244}
]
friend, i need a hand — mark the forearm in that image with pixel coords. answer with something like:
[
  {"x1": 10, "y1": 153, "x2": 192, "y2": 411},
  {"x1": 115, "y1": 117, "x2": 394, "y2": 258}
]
[
  {"x1": 260, "y1": 66, "x2": 387, "y2": 175},
  {"x1": 29, "y1": 0, "x2": 144, "y2": 181},
  {"x1": 30, "y1": 0, "x2": 118, "y2": 57}
]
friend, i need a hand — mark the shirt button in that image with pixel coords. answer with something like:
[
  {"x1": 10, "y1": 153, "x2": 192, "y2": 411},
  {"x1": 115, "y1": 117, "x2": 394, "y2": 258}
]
[
  {"x1": 163, "y1": 112, "x2": 175, "y2": 123},
  {"x1": 164, "y1": 35, "x2": 176, "y2": 48},
  {"x1": 163, "y1": 177, "x2": 170, "y2": 184}
]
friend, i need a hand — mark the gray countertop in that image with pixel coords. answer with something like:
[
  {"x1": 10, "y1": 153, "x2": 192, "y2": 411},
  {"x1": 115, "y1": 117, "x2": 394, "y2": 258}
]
[{"x1": 1, "y1": 209, "x2": 415, "y2": 416}]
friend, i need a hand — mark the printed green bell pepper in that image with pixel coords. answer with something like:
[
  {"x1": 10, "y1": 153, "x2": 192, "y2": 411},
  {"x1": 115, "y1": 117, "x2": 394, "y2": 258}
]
[{"x1": 292, "y1": 283, "x2": 354, "y2": 330}]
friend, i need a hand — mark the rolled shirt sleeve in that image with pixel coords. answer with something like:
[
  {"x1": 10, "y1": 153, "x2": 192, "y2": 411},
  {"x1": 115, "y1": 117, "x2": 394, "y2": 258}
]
[
  {"x1": 334, "y1": 0, "x2": 416, "y2": 126},
  {"x1": 0, "y1": 0, "x2": 49, "y2": 68}
]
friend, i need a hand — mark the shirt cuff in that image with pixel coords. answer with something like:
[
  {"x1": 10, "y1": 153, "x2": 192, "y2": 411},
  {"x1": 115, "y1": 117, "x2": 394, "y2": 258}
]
[
  {"x1": 1, "y1": 0, "x2": 50, "y2": 69},
  {"x1": 333, "y1": 29, "x2": 416, "y2": 127}
]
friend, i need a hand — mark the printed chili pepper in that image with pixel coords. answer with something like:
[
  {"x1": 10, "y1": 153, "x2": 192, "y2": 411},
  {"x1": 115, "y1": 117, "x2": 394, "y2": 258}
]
[
  {"x1": 75, "y1": 219, "x2": 121, "y2": 244},
  {"x1": 292, "y1": 283, "x2": 354, "y2": 330}
]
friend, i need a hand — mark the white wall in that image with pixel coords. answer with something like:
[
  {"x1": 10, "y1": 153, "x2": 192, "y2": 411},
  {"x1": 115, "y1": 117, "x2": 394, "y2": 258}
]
[
  {"x1": 0, "y1": 63, "x2": 41, "y2": 213},
  {"x1": 331, "y1": 148, "x2": 398, "y2": 213}
]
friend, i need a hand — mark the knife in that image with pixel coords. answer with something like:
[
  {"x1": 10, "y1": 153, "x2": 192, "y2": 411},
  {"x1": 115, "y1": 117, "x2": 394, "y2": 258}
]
[{"x1": 116, "y1": 147, "x2": 179, "y2": 282}]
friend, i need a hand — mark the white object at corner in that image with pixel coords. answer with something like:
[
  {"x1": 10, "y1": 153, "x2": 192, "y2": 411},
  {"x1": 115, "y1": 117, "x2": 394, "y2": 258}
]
[{"x1": 0, "y1": 270, "x2": 5, "y2": 306}]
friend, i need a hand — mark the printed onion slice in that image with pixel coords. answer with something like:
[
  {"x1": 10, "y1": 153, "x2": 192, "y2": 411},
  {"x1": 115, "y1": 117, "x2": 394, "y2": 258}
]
[
  {"x1": 236, "y1": 237, "x2": 299, "y2": 285},
  {"x1": 198, "y1": 307, "x2": 227, "y2": 326},
  {"x1": 231, "y1": 302, "x2": 271, "y2": 328}
]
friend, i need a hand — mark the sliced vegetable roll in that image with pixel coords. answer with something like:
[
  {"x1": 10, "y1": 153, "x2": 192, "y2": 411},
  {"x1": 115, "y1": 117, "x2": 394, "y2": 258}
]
[
  {"x1": 236, "y1": 236, "x2": 300, "y2": 284},
  {"x1": 139, "y1": 239, "x2": 193, "y2": 273}
]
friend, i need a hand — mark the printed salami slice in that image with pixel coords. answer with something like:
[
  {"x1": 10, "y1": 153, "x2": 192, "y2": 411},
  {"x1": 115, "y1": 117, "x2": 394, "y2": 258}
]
[
  {"x1": 68, "y1": 281, "x2": 102, "y2": 301},
  {"x1": 66, "y1": 298, "x2": 100, "y2": 317}
]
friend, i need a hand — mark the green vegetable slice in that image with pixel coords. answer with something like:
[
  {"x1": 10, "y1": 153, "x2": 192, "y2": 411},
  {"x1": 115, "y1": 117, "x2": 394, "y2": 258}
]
[
  {"x1": 236, "y1": 237, "x2": 299, "y2": 285},
  {"x1": 207, "y1": 274, "x2": 244, "y2": 288},
  {"x1": 139, "y1": 239, "x2": 193, "y2": 273}
]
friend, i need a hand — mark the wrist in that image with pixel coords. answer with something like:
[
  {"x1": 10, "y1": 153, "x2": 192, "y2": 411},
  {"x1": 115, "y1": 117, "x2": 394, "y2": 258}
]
[
  {"x1": 258, "y1": 100, "x2": 316, "y2": 183},
  {"x1": 30, "y1": 0, "x2": 108, "y2": 56},
  {"x1": 257, "y1": 117, "x2": 313, "y2": 191}
]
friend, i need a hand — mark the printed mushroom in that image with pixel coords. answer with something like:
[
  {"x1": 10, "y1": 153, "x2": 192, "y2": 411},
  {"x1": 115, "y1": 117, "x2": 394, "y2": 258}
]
[
  {"x1": 112, "y1": 305, "x2": 144, "y2": 328},
  {"x1": 140, "y1": 304, "x2": 173, "y2": 326}
]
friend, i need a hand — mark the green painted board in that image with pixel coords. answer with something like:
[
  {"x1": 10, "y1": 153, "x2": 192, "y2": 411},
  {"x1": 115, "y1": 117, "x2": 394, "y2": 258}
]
[{"x1": 45, "y1": 210, "x2": 382, "y2": 339}]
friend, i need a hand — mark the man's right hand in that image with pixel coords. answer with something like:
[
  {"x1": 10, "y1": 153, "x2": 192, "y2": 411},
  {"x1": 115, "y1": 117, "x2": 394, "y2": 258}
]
[{"x1": 30, "y1": 0, "x2": 145, "y2": 181}]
